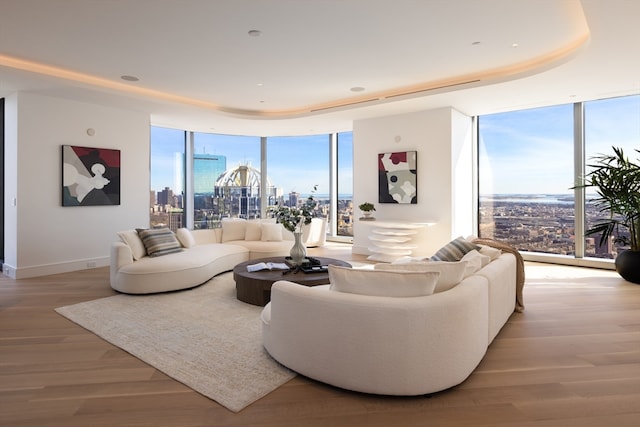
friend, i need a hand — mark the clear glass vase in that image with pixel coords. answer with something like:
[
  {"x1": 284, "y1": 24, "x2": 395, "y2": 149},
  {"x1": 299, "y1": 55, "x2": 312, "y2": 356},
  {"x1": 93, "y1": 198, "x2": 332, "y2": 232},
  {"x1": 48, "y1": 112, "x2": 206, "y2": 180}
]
[{"x1": 289, "y1": 232, "x2": 307, "y2": 265}]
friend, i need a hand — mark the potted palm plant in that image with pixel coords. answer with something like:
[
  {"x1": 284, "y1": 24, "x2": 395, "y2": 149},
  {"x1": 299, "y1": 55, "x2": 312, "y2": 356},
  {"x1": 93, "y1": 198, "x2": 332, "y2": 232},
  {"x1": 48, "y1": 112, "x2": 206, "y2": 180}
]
[{"x1": 577, "y1": 146, "x2": 640, "y2": 284}]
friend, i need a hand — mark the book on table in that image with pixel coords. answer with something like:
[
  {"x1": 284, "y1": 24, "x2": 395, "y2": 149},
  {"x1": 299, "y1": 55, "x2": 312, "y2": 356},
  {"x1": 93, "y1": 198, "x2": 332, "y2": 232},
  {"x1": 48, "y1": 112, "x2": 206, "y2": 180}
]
[{"x1": 246, "y1": 262, "x2": 290, "y2": 273}]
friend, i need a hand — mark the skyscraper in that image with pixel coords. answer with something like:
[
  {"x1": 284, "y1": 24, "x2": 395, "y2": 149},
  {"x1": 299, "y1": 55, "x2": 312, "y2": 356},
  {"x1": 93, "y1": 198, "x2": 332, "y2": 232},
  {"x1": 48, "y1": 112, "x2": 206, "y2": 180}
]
[
  {"x1": 194, "y1": 154, "x2": 226, "y2": 194},
  {"x1": 288, "y1": 191, "x2": 299, "y2": 208}
]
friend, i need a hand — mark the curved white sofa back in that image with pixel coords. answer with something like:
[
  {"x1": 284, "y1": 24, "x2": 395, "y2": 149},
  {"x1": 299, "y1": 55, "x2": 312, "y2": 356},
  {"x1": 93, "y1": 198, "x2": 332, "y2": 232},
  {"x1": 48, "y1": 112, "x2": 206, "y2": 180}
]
[
  {"x1": 110, "y1": 227, "x2": 294, "y2": 294},
  {"x1": 110, "y1": 242, "x2": 248, "y2": 294},
  {"x1": 475, "y1": 253, "x2": 517, "y2": 342},
  {"x1": 262, "y1": 274, "x2": 490, "y2": 396}
]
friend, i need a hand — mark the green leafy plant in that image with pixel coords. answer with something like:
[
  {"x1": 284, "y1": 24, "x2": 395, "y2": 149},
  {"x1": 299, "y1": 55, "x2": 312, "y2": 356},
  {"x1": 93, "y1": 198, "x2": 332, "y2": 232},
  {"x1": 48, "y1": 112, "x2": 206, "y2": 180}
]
[
  {"x1": 269, "y1": 186, "x2": 318, "y2": 233},
  {"x1": 575, "y1": 147, "x2": 640, "y2": 251},
  {"x1": 358, "y1": 202, "x2": 376, "y2": 212}
]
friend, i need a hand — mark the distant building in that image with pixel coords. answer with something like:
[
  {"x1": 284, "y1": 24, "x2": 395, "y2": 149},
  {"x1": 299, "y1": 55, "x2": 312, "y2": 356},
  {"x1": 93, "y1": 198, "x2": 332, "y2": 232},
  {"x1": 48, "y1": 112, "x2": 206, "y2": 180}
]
[
  {"x1": 157, "y1": 187, "x2": 172, "y2": 206},
  {"x1": 194, "y1": 154, "x2": 226, "y2": 194},
  {"x1": 594, "y1": 233, "x2": 614, "y2": 258},
  {"x1": 212, "y1": 164, "x2": 277, "y2": 219},
  {"x1": 288, "y1": 192, "x2": 299, "y2": 208}
]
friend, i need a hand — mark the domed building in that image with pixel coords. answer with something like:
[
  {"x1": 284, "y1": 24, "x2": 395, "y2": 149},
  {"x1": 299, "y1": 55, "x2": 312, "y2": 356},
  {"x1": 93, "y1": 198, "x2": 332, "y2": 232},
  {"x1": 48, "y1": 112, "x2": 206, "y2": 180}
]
[{"x1": 211, "y1": 164, "x2": 279, "y2": 220}]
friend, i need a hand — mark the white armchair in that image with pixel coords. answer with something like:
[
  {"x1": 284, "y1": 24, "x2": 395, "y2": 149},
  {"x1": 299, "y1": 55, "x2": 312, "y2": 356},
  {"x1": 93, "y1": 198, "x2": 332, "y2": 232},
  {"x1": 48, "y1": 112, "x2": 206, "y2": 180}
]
[{"x1": 301, "y1": 217, "x2": 327, "y2": 247}]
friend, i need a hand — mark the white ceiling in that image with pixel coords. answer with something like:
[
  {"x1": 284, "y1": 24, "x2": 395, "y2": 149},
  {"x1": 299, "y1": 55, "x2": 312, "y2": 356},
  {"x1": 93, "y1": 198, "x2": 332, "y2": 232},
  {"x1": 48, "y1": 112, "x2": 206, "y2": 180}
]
[{"x1": 0, "y1": 0, "x2": 638, "y2": 136}]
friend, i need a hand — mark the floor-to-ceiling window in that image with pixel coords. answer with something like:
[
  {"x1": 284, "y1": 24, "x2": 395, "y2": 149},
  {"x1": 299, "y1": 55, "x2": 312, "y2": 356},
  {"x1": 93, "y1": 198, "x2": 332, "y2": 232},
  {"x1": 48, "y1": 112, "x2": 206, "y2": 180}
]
[
  {"x1": 150, "y1": 128, "x2": 353, "y2": 238},
  {"x1": 337, "y1": 131, "x2": 354, "y2": 237},
  {"x1": 192, "y1": 133, "x2": 261, "y2": 227},
  {"x1": 478, "y1": 94, "x2": 640, "y2": 263},
  {"x1": 149, "y1": 127, "x2": 186, "y2": 230},
  {"x1": 266, "y1": 135, "x2": 330, "y2": 220},
  {"x1": 478, "y1": 104, "x2": 575, "y2": 255},
  {"x1": 583, "y1": 95, "x2": 640, "y2": 258}
]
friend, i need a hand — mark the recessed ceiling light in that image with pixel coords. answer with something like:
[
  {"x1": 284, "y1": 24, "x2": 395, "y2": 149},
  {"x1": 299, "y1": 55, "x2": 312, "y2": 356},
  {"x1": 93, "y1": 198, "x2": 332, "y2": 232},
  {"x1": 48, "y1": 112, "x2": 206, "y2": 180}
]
[
  {"x1": 257, "y1": 83, "x2": 264, "y2": 87},
  {"x1": 120, "y1": 75, "x2": 139, "y2": 82},
  {"x1": 350, "y1": 86, "x2": 365, "y2": 92},
  {"x1": 248, "y1": 30, "x2": 262, "y2": 37},
  {"x1": 511, "y1": 43, "x2": 519, "y2": 48}
]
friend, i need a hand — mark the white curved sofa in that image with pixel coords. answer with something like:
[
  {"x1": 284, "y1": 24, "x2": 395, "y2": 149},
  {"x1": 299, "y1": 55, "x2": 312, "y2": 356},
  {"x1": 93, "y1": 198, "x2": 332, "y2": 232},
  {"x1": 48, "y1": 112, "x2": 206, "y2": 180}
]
[
  {"x1": 262, "y1": 249, "x2": 519, "y2": 396},
  {"x1": 110, "y1": 219, "x2": 295, "y2": 294}
]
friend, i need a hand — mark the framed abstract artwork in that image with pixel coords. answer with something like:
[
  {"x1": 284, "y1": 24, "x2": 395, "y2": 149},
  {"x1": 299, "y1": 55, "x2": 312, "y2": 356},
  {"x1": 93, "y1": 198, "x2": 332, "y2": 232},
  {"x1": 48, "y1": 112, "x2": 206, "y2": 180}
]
[
  {"x1": 378, "y1": 151, "x2": 417, "y2": 204},
  {"x1": 61, "y1": 145, "x2": 121, "y2": 206}
]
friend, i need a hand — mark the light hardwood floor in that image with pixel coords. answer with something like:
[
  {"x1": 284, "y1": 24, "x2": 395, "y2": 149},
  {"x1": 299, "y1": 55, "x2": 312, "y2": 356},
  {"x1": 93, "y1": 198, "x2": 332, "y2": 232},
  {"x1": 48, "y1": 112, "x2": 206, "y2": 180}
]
[{"x1": 1, "y1": 243, "x2": 639, "y2": 426}]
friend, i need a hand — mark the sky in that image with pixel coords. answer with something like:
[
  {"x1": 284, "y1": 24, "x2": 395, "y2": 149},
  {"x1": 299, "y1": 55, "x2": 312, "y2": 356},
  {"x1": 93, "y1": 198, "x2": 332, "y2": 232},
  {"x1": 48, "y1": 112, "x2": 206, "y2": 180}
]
[
  {"x1": 479, "y1": 94, "x2": 640, "y2": 195},
  {"x1": 151, "y1": 94, "x2": 638, "y2": 197},
  {"x1": 150, "y1": 128, "x2": 353, "y2": 197}
]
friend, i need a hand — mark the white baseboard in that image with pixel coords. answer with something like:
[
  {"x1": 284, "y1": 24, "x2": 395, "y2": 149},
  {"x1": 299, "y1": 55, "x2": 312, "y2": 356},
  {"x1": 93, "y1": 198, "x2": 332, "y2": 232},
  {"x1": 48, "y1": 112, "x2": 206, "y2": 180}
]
[
  {"x1": 3, "y1": 256, "x2": 110, "y2": 279},
  {"x1": 521, "y1": 252, "x2": 616, "y2": 270}
]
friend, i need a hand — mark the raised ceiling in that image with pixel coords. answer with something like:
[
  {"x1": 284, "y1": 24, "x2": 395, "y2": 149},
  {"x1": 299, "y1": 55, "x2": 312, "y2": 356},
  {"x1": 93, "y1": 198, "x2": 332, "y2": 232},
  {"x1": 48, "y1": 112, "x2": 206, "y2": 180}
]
[{"x1": 0, "y1": 0, "x2": 638, "y2": 136}]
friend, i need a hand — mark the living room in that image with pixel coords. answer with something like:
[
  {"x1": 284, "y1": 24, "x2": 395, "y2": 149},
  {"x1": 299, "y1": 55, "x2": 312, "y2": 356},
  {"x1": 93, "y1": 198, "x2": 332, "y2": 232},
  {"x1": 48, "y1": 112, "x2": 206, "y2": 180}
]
[{"x1": 1, "y1": 1, "x2": 639, "y2": 425}]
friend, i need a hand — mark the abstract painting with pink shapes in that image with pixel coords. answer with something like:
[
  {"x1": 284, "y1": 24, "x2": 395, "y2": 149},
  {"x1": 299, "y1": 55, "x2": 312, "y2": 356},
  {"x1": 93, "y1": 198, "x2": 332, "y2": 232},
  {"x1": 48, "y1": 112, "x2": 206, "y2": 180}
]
[
  {"x1": 378, "y1": 151, "x2": 417, "y2": 204},
  {"x1": 62, "y1": 145, "x2": 120, "y2": 206}
]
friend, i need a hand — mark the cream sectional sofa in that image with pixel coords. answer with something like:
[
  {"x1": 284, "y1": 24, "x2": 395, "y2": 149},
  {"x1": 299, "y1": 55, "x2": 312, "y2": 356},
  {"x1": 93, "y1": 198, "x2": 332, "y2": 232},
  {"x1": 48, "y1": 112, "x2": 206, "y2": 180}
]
[
  {"x1": 262, "y1": 238, "x2": 524, "y2": 396},
  {"x1": 110, "y1": 219, "x2": 294, "y2": 294}
]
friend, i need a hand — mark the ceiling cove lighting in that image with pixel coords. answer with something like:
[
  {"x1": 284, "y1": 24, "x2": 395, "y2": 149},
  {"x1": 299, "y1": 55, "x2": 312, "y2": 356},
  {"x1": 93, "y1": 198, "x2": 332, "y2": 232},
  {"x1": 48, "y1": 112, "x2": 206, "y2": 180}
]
[{"x1": 0, "y1": 30, "x2": 588, "y2": 119}]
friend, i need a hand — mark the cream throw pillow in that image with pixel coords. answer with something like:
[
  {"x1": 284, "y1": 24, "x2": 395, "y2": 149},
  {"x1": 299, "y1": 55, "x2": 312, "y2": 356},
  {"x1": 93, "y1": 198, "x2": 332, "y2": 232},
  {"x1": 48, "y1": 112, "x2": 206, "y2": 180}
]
[
  {"x1": 460, "y1": 250, "x2": 491, "y2": 276},
  {"x1": 478, "y1": 244, "x2": 502, "y2": 260},
  {"x1": 375, "y1": 260, "x2": 468, "y2": 293},
  {"x1": 329, "y1": 265, "x2": 440, "y2": 297},
  {"x1": 117, "y1": 230, "x2": 147, "y2": 260},
  {"x1": 244, "y1": 221, "x2": 262, "y2": 241},
  {"x1": 176, "y1": 228, "x2": 196, "y2": 248},
  {"x1": 261, "y1": 223, "x2": 283, "y2": 241},
  {"x1": 221, "y1": 219, "x2": 247, "y2": 242}
]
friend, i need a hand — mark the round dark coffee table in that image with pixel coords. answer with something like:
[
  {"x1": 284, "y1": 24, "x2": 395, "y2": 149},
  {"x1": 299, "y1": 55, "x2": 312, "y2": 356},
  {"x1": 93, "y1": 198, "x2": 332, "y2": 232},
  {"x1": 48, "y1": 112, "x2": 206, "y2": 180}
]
[{"x1": 233, "y1": 256, "x2": 351, "y2": 306}]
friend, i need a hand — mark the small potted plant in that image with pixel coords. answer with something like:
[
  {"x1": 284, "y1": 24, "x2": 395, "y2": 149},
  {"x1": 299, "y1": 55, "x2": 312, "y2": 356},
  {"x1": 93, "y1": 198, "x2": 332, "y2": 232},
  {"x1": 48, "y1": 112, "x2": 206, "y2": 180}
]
[{"x1": 359, "y1": 202, "x2": 376, "y2": 220}]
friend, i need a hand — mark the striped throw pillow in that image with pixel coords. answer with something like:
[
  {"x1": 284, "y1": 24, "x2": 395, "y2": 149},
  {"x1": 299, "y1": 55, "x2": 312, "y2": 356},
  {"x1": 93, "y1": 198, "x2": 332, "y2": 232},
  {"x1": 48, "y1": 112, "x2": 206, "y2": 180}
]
[
  {"x1": 430, "y1": 236, "x2": 479, "y2": 262},
  {"x1": 136, "y1": 228, "x2": 183, "y2": 257}
]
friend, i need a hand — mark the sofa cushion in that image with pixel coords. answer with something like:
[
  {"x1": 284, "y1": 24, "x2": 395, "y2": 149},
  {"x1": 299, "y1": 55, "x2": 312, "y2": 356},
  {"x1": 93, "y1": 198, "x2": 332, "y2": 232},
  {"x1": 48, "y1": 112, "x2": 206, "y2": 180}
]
[
  {"x1": 136, "y1": 228, "x2": 183, "y2": 257},
  {"x1": 375, "y1": 260, "x2": 468, "y2": 293},
  {"x1": 176, "y1": 228, "x2": 196, "y2": 248},
  {"x1": 117, "y1": 229, "x2": 147, "y2": 261},
  {"x1": 431, "y1": 236, "x2": 480, "y2": 262},
  {"x1": 461, "y1": 250, "x2": 491, "y2": 276},
  {"x1": 261, "y1": 223, "x2": 283, "y2": 241},
  {"x1": 329, "y1": 265, "x2": 440, "y2": 297},
  {"x1": 478, "y1": 244, "x2": 502, "y2": 260},
  {"x1": 244, "y1": 221, "x2": 262, "y2": 241},
  {"x1": 230, "y1": 239, "x2": 291, "y2": 258},
  {"x1": 221, "y1": 219, "x2": 247, "y2": 242}
]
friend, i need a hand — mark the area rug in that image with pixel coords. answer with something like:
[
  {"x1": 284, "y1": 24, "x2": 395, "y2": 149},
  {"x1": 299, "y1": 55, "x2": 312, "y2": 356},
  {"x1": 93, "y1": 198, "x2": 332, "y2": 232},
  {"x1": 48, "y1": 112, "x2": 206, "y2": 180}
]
[{"x1": 55, "y1": 272, "x2": 296, "y2": 412}]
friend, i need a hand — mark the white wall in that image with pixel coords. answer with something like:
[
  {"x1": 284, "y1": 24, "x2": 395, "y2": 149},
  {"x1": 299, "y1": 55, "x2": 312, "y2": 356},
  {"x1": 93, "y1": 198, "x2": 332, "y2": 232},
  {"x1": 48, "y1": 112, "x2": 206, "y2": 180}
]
[
  {"x1": 352, "y1": 107, "x2": 474, "y2": 257},
  {"x1": 3, "y1": 92, "x2": 150, "y2": 278}
]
